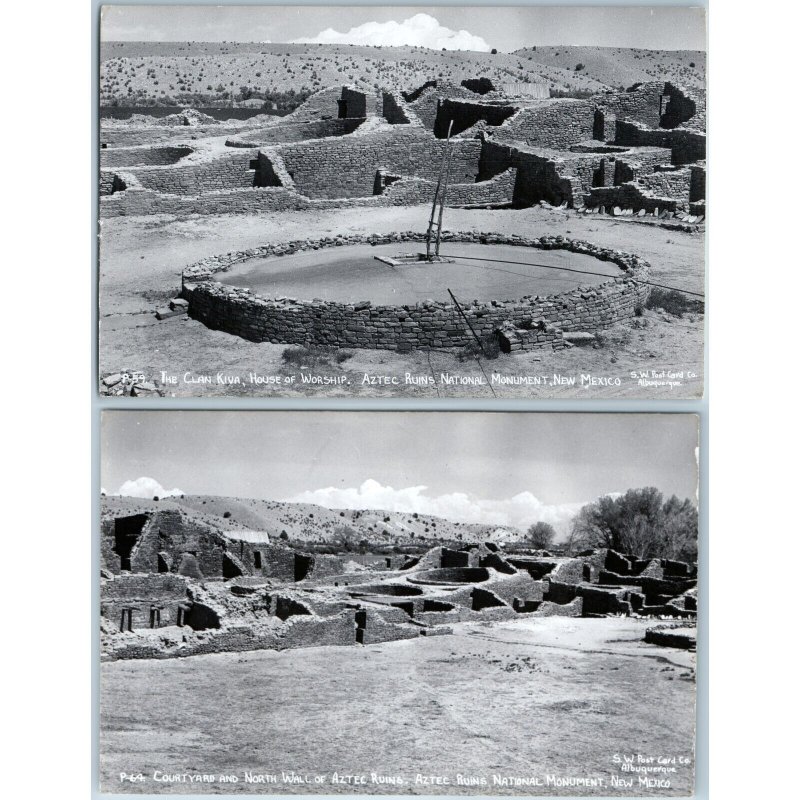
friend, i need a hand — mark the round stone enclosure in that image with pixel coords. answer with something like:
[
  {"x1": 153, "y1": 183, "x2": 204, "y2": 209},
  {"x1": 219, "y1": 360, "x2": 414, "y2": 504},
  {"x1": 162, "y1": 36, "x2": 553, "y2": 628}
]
[
  {"x1": 180, "y1": 231, "x2": 651, "y2": 352},
  {"x1": 347, "y1": 584, "x2": 424, "y2": 597},
  {"x1": 407, "y1": 567, "x2": 491, "y2": 585},
  {"x1": 216, "y1": 241, "x2": 621, "y2": 306}
]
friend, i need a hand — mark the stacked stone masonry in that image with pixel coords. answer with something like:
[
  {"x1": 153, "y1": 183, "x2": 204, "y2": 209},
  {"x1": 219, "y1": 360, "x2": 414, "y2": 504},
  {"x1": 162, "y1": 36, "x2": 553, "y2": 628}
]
[
  {"x1": 100, "y1": 524, "x2": 697, "y2": 663},
  {"x1": 99, "y1": 80, "x2": 705, "y2": 218},
  {"x1": 180, "y1": 232, "x2": 650, "y2": 353}
]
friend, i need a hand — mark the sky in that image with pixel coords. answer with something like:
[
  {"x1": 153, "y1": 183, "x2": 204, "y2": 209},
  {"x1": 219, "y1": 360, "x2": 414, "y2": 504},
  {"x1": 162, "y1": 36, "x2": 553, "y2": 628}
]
[
  {"x1": 101, "y1": 6, "x2": 707, "y2": 52},
  {"x1": 101, "y1": 412, "x2": 699, "y2": 532}
]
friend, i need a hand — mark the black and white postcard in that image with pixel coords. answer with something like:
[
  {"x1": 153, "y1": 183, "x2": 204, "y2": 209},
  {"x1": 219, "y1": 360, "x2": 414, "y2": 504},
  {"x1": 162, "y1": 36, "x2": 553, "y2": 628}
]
[
  {"x1": 98, "y1": 5, "x2": 706, "y2": 399},
  {"x1": 100, "y1": 411, "x2": 699, "y2": 795}
]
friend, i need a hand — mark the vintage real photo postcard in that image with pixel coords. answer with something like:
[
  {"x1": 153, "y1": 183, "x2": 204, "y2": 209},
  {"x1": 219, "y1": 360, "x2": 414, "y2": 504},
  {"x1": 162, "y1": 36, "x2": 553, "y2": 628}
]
[
  {"x1": 98, "y1": 5, "x2": 706, "y2": 399},
  {"x1": 99, "y1": 411, "x2": 699, "y2": 794}
]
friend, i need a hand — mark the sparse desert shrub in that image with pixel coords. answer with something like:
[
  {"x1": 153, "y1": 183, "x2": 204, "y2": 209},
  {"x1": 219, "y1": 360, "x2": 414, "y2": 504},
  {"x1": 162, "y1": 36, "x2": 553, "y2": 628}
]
[
  {"x1": 645, "y1": 288, "x2": 704, "y2": 318},
  {"x1": 550, "y1": 87, "x2": 594, "y2": 99},
  {"x1": 457, "y1": 333, "x2": 501, "y2": 361},
  {"x1": 281, "y1": 345, "x2": 353, "y2": 368},
  {"x1": 574, "y1": 63, "x2": 585, "y2": 71},
  {"x1": 223, "y1": 511, "x2": 231, "y2": 518}
]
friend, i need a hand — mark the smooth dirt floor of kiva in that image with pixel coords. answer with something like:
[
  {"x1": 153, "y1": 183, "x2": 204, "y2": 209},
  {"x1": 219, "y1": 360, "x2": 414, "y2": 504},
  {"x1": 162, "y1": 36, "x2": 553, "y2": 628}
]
[
  {"x1": 99, "y1": 618, "x2": 696, "y2": 796},
  {"x1": 99, "y1": 205, "x2": 705, "y2": 398},
  {"x1": 216, "y1": 243, "x2": 620, "y2": 305}
]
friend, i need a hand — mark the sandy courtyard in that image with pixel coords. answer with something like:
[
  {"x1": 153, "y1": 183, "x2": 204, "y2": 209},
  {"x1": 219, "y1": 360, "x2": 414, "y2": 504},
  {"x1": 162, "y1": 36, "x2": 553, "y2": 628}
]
[{"x1": 99, "y1": 617, "x2": 696, "y2": 795}]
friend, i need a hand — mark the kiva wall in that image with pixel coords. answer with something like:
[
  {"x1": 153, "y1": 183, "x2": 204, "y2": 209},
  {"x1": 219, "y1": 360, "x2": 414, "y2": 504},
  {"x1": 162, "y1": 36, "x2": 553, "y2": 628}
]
[{"x1": 181, "y1": 232, "x2": 650, "y2": 353}]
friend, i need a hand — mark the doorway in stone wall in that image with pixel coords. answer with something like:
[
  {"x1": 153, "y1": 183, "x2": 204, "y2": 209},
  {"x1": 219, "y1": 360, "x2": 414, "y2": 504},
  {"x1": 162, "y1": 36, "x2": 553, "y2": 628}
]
[
  {"x1": 113, "y1": 514, "x2": 147, "y2": 571},
  {"x1": 294, "y1": 554, "x2": 313, "y2": 582}
]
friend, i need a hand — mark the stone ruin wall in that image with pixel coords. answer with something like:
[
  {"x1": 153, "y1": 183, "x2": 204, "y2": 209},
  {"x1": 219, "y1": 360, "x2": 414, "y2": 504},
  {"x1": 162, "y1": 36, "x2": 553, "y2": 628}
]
[
  {"x1": 381, "y1": 91, "x2": 412, "y2": 124},
  {"x1": 100, "y1": 543, "x2": 697, "y2": 662},
  {"x1": 273, "y1": 130, "x2": 483, "y2": 199},
  {"x1": 434, "y1": 98, "x2": 518, "y2": 137},
  {"x1": 124, "y1": 150, "x2": 260, "y2": 195},
  {"x1": 100, "y1": 144, "x2": 194, "y2": 168},
  {"x1": 495, "y1": 99, "x2": 598, "y2": 149},
  {"x1": 97, "y1": 170, "x2": 517, "y2": 218},
  {"x1": 98, "y1": 81, "x2": 705, "y2": 217},
  {"x1": 225, "y1": 117, "x2": 364, "y2": 147},
  {"x1": 180, "y1": 232, "x2": 650, "y2": 353},
  {"x1": 614, "y1": 120, "x2": 706, "y2": 165},
  {"x1": 100, "y1": 508, "x2": 345, "y2": 584},
  {"x1": 101, "y1": 574, "x2": 191, "y2": 631},
  {"x1": 637, "y1": 168, "x2": 693, "y2": 202}
]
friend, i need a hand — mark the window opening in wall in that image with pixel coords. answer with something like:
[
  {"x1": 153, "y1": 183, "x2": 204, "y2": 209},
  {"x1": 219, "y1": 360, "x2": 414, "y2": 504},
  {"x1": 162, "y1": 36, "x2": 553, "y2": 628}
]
[
  {"x1": 120, "y1": 608, "x2": 133, "y2": 632},
  {"x1": 157, "y1": 554, "x2": 169, "y2": 573},
  {"x1": 659, "y1": 94, "x2": 670, "y2": 117},
  {"x1": 150, "y1": 607, "x2": 161, "y2": 628},
  {"x1": 253, "y1": 551, "x2": 262, "y2": 569},
  {"x1": 176, "y1": 607, "x2": 186, "y2": 627}
]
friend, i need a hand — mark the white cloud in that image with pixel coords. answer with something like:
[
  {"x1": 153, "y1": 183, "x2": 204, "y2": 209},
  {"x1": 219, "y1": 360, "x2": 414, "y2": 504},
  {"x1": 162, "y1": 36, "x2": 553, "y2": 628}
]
[
  {"x1": 114, "y1": 476, "x2": 184, "y2": 499},
  {"x1": 291, "y1": 13, "x2": 490, "y2": 52},
  {"x1": 286, "y1": 479, "x2": 583, "y2": 538}
]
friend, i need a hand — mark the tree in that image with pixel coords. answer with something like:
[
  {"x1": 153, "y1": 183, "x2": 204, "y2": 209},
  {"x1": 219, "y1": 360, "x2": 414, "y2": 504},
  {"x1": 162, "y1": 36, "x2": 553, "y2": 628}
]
[
  {"x1": 527, "y1": 521, "x2": 556, "y2": 549},
  {"x1": 567, "y1": 487, "x2": 698, "y2": 561}
]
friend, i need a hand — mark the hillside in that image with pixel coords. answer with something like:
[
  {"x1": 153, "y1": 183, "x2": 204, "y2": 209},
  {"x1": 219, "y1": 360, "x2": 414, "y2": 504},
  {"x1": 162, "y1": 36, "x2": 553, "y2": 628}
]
[
  {"x1": 100, "y1": 41, "x2": 617, "y2": 106},
  {"x1": 100, "y1": 494, "x2": 522, "y2": 547},
  {"x1": 513, "y1": 46, "x2": 706, "y2": 92}
]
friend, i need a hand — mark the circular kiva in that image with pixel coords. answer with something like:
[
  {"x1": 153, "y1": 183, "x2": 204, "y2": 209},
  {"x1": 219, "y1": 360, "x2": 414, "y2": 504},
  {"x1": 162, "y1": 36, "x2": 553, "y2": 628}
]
[
  {"x1": 407, "y1": 567, "x2": 492, "y2": 585},
  {"x1": 347, "y1": 584, "x2": 424, "y2": 597},
  {"x1": 180, "y1": 231, "x2": 651, "y2": 352}
]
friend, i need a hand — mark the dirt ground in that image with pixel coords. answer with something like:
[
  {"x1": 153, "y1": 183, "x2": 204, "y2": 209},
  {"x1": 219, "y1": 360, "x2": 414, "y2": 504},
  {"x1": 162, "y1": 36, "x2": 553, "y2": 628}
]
[
  {"x1": 99, "y1": 617, "x2": 696, "y2": 796},
  {"x1": 98, "y1": 205, "x2": 705, "y2": 398}
]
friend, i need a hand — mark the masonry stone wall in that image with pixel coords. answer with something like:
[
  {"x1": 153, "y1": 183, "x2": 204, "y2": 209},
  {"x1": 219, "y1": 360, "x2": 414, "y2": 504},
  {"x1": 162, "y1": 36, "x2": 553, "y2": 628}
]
[
  {"x1": 434, "y1": 98, "x2": 518, "y2": 137},
  {"x1": 101, "y1": 574, "x2": 190, "y2": 631},
  {"x1": 496, "y1": 100, "x2": 597, "y2": 149},
  {"x1": 100, "y1": 123, "x2": 242, "y2": 148},
  {"x1": 586, "y1": 182, "x2": 682, "y2": 213},
  {"x1": 100, "y1": 144, "x2": 194, "y2": 168},
  {"x1": 637, "y1": 167, "x2": 693, "y2": 202},
  {"x1": 660, "y1": 83, "x2": 700, "y2": 129},
  {"x1": 407, "y1": 87, "x2": 441, "y2": 129},
  {"x1": 597, "y1": 83, "x2": 664, "y2": 129},
  {"x1": 379, "y1": 168, "x2": 516, "y2": 207},
  {"x1": 276, "y1": 130, "x2": 482, "y2": 199},
  {"x1": 225, "y1": 118, "x2": 363, "y2": 147},
  {"x1": 129, "y1": 150, "x2": 259, "y2": 195},
  {"x1": 99, "y1": 185, "x2": 306, "y2": 217},
  {"x1": 479, "y1": 140, "x2": 603, "y2": 206},
  {"x1": 180, "y1": 232, "x2": 650, "y2": 353},
  {"x1": 99, "y1": 171, "x2": 127, "y2": 196},
  {"x1": 614, "y1": 120, "x2": 706, "y2": 165},
  {"x1": 381, "y1": 91, "x2": 411, "y2": 124},
  {"x1": 690, "y1": 165, "x2": 706, "y2": 203},
  {"x1": 98, "y1": 170, "x2": 515, "y2": 218},
  {"x1": 339, "y1": 87, "x2": 368, "y2": 118},
  {"x1": 613, "y1": 148, "x2": 675, "y2": 183}
]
